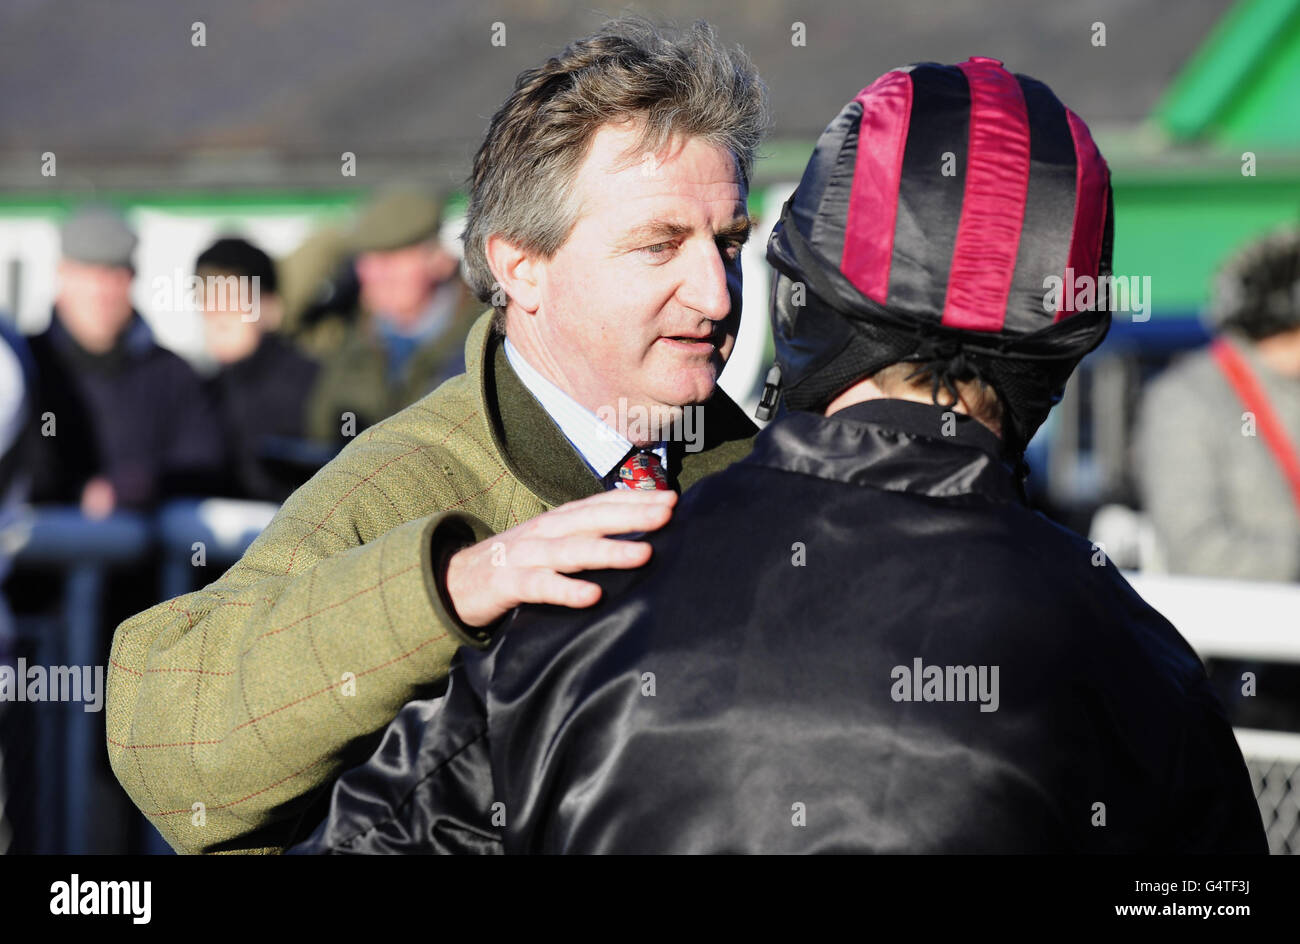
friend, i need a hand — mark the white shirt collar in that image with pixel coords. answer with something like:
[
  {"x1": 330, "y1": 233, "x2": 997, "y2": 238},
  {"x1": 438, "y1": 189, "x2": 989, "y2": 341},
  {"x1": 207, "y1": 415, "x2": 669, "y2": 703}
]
[{"x1": 502, "y1": 336, "x2": 666, "y2": 481}]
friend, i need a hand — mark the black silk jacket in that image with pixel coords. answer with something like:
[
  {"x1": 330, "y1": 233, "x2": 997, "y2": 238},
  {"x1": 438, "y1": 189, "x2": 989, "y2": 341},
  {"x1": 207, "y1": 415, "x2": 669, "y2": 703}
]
[{"x1": 291, "y1": 398, "x2": 1267, "y2": 854}]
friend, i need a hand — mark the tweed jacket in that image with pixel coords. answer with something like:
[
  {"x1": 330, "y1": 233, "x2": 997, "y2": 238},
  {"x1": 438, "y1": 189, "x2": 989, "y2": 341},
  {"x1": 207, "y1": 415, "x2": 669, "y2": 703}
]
[
  {"x1": 106, "y1": 310, "x2": 757, "y2": 854},
  {"x1": 303, "y1": 278, "x2": 484, "y2": 445}
]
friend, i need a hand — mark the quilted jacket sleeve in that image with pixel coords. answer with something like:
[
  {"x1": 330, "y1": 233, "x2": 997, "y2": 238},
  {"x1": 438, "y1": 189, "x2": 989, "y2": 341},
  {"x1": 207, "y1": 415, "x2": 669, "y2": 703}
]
[{"x1": 106, "y1": 406, "x2": 506, "y2": 854}]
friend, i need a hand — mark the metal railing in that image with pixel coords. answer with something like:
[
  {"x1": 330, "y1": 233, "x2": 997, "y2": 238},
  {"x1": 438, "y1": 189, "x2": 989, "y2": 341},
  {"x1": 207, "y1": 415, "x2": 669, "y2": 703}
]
[{"x1": 4, "y1": 498, "x2": 276, "y2": 854}]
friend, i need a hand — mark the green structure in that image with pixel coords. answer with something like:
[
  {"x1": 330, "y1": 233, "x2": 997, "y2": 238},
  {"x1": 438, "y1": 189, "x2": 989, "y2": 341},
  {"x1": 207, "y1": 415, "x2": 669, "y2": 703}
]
[{"x1": 1109, "y1": 0, "x2": 1300, "y2": 327}]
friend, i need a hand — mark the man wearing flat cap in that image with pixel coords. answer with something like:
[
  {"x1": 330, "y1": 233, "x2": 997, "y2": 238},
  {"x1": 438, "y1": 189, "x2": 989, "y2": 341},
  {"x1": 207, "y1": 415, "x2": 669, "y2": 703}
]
[
  {"x1": 304, "y1": 186, "x2": 483, "y2": 443},
  {"x1": 27, "y1": 206, "x2": 226, "y2": 516}
]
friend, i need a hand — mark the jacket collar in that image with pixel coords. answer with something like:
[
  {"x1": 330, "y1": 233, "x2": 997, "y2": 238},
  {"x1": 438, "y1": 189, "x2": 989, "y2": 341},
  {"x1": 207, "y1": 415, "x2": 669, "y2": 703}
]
[
  {"x1": 748, "y1": 398, "x2": 1022, "y2": 503},
  {"x1": 462, "y1": 310, "x2": 758, "y2": 508}
]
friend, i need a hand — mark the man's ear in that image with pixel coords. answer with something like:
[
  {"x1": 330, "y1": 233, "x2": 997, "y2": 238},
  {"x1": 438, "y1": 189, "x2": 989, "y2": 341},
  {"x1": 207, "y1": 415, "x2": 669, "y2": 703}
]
[{"x1": 484, "y1": 234, "x2": 542, "y2": 314}]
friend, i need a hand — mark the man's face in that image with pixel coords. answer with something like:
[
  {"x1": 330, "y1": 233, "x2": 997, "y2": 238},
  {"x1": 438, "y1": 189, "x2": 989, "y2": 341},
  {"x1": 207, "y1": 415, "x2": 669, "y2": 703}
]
[
  {"x1": 55, "y1": 260, "x2": 134, "y2": 354},
  {"x1": 356, "y1": 240, "x2": 458, "y2": 328},
  {"x1": 523, "y1": 123, "x2": 749, "y2": 414},
  {"x1": 199, "y1": 268, "x2": 274, "y2": 365}
]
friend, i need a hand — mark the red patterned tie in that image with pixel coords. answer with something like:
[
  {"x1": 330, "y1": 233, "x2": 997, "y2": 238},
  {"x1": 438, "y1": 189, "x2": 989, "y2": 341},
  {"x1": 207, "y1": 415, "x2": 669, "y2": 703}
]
[{"x1": 617, "y1": 449, "x2": 671, "y2": 490}]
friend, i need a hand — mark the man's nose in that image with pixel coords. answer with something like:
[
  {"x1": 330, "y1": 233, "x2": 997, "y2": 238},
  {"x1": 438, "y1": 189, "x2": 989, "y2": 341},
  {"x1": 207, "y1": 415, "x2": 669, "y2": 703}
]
[{"x1": 678, "y1": 239, "x2": 734, "y2": 322}]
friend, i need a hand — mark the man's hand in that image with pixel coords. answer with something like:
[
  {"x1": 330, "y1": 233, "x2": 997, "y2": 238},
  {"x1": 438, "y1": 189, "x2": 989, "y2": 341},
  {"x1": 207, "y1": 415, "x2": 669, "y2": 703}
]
[{"x1": 444, "y1": 489, "x2": 677, "y2": 628}]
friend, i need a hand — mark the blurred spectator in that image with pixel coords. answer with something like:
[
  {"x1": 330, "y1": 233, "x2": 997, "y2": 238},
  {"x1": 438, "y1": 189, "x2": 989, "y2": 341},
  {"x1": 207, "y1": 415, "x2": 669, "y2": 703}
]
[
  {"x1": 304, "y1": 187, "x2": 483, "y2": 443},
  {"x1": 276, "y1": 224, "x2": 356, "y2": 351},
  {"x1": 0, "y1": 319, "x2": 32, "y2": 856},
  {"x1": 0, "y1": 319, "x2": 33, "y2": 530},
  {"x1": 27, "y1": 206, "x2": 226, "y2": 515},
  {"x1": 1134, "y1": 227, "x2": 1300, "y2": 581},
  {"x1": 196, "y1": 237, "x2": 323, "y2": 503}
]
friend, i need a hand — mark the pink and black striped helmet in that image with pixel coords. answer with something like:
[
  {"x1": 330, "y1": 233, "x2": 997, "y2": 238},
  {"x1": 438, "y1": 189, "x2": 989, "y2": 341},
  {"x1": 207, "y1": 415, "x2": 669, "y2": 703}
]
[{"x1": 766, "y1": 57, "x2": 1114, "y2": 452}]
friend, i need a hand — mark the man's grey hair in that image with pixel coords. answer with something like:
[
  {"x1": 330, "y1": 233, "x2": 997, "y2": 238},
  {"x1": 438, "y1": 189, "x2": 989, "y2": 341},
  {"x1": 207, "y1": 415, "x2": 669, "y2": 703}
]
[{"x1": 460, "y1": 16, "x2": 771, "y2": 333}]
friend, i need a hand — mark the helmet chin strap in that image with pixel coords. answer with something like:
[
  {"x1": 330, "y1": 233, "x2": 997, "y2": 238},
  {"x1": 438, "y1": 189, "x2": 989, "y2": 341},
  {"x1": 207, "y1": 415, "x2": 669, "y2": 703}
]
[{"x1": 754, "y1": 364, "x2": 782, "y2": 421}]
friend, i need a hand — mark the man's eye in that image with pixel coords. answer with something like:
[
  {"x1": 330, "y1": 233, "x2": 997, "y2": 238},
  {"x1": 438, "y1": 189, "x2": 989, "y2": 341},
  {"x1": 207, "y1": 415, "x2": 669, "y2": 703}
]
[{"x1": 638, "y1": 241, "x2": 678, "y2": 260}]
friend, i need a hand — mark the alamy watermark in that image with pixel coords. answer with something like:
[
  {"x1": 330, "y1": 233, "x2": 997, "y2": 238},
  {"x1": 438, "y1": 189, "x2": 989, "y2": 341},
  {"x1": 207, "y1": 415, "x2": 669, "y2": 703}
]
[
  {"x1": 1043, "y1": 268, "x2": 1151, "y2": 322},
  {"x1": 0, "y1": 659, "x2": 104, "y2": 712},
  {"x1": 594, "y1": 399, "x2": 705, "y2": 453},
  {"x1": 890, "y1": 657, "x2": 999, "y2": 712},
  {"x1": 150, "y1": 270, "x2": 261, "y2": 321},
  {"x1": 50, "y1": 874, "x2": 150, "y2": 924}
]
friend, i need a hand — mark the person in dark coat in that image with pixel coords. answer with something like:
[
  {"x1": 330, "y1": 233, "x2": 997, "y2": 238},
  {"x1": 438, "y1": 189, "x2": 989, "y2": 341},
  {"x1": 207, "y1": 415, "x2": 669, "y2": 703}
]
[
  {"x1": 20, "y1": 208, "x2": 230, "y2": 853},
  {"x1": 292, "y1": 60, "x2": 1267, "y2": 855},
  {"x1": 195, "y1": 237, "x2": 324, "y2": 503},
  {"x1": 27, "y1": 207, "x2": 226, "y2": 515}
]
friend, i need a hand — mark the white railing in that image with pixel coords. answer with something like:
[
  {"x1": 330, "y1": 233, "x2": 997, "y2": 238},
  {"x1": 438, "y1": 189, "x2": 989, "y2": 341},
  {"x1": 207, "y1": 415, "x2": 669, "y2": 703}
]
[
  {"x1": 1126, "y1": 572, "x2": 1300, "y2": 854},
  {"x1": 1125, "y1": 572, "x2": 1300, "y2": 663}
]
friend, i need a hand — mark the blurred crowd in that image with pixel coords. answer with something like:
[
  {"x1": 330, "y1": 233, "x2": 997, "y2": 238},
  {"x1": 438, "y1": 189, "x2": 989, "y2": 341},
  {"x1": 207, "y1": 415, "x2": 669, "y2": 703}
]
[
  {"x1": 12, "y1": 186, "x2": 481, "y2": 521},
  {"x1": 0, "y1": 187, "x2": 483, "y2": 852}
]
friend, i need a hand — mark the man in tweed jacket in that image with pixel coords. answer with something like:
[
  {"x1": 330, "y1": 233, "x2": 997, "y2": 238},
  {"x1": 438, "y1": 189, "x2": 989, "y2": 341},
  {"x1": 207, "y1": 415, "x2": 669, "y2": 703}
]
[{"x1": 106, "y1": 17, "x2": 769, "y2": 854}]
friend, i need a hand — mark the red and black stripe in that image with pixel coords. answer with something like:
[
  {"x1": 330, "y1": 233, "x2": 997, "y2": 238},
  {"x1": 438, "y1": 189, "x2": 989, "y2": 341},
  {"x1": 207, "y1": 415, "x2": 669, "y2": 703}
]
[{"x1": 835, "y1": 57, "x2": 1110, "y2": 337}]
